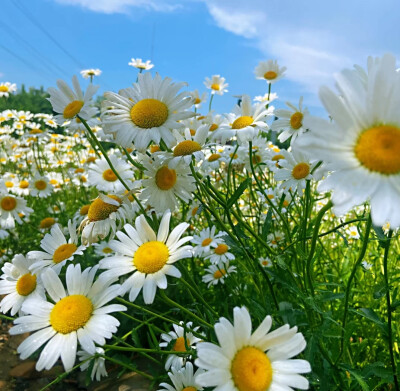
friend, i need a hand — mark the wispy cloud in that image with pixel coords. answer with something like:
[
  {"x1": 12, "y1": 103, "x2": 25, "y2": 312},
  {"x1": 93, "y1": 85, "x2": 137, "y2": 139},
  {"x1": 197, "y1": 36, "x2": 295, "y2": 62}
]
[{"x1": 53, "y1": 0, "x2": 181, "y2": 14}]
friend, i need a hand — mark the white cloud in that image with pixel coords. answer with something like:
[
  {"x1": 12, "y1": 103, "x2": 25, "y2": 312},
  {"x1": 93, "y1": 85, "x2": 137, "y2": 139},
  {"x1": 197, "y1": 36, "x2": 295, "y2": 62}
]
[{"x1": 54, "y1": 0, "x2": 180, "y2": 14}]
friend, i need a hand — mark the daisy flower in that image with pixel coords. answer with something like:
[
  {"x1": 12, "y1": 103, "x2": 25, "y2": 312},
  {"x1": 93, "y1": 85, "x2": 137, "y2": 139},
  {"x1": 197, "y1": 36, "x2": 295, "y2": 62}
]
[
  {"x1": 128, "y1": 58, "x2": 154, "y2": 70},
  {"x1": 204, "y1": 75, "x2": 228, "y2": 96},
  {"x1": 99, "y1": 210, "x2": 193, "y2": 305},
  {"x1": 259, "y1": 256, "x2": 273, "y2": 268},
  {"x1": 140, "y1": 156, "x2": 196, "y2": 213},
  {"x1": 88, "y1": 154, "x2": 133, "y2": 194},
  {"x1": 202, "y1": 149, "x2": 224, "y2": 172},
  {"x1": 195, "y1": 306, "x2": 311, "y2": 391},
  {"x1": 28, "y1": 220, "x2": 86, "y2": 275},
  {"x1": 39, "y1": 217, "x2": 57, "y2": 230},
  {"x1": 0, "y1": 192, "x2": 33, "y2": 229},
  {"x1": 274, "y1": 148, "x2": 317, "y2": 196},
  {"x1": 93, "y1": 241, "x2": 115, "y2": 257},
  {"x1": 80, "y1": 194, "x2": 136, "y2": 245},
  {"x1": 47, "y1": 75, "x2": 99, "y2": 125},
  {"x1": 254, "y1": 92, "x2": 279, "y2": 104},
  {"x1": 0, "y1": 82, "x2": 17, "y2": 98},
  {"x1": 216, "y1": 95, "x2": 272, "y2": 144},
  {"x1": 0, "y1": 254, "x2": 45, "y2": 316},
  {"x1": 101, "y1": 72, "x2": 193, "y2": 150},
  {"x1": 254, "y1": 59, "x2": 287, "y2": 84},
  {"x1": 202, "y1": 261, "x2": 237, "y2": 288},
  {"x1": 78, "y1": 347, "x2": 108, "y2": 381},
  {"x1": 189, "y1": 90, "x2": 208, "y2": 109},
  {"x1": 346, "y1": 226, "x2": 360, "y2": 240},
  {"x1": 191, "y1": 226, "x2": 226, "y2": 257},
  {"x1": 267, "y1": 231, "x2": 285, "y2": 249},
  {"x1": 80, "y1": 68, "x2": 102, "y2": 79},
  {"x1": 9, "y1": 264, "x2": 126, "y2": 372},
  {"x1": 205, "y1": 242, "x2": 235, "y2": 265},
  {"x1": 29, "y1": 174, "x2": 54, "y2": 198},
  {"x1": 271, "y1": 97, "x2": 309, "y2": 144},
  {"x1": 298, "y1": 53, "x2": 400, "y2": 228},
  {"x1": 159, "y1": 322, "x2": 203, "y2": 370},
  {"x1": 158, "y1": 362, "x2": 204, "y2": 391}
]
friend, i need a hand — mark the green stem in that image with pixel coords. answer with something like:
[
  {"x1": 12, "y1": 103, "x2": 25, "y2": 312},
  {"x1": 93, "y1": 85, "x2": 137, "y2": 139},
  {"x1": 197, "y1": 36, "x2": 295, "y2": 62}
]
[
  {"x1": 100, "y1": 354, "x2": 153, "y2": 380},
  {"x1": 103, "y1": 344, "x2": 192, "y2": 357},
  {"x1": 209, "y1": 94, "x2": 214, "y2": 112},
  {"x1": 335, "y1": 214, "x2": 372, "y2": 365}
]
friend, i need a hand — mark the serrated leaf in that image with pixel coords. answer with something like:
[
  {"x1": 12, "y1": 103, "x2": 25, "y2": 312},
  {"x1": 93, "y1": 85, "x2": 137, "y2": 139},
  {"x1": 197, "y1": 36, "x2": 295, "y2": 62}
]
[{"x1": 226, "y1": 178, "x2": 251, "y2": 209}]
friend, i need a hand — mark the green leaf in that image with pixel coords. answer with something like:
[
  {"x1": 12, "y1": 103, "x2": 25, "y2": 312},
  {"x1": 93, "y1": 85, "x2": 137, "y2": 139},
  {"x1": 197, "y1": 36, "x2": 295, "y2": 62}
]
[
  {"x1": 226, "y1": 178, "x2": 251, "y2": 209},
  {"x1": 261, "y1": 208, "x2": 273, "y2": 239}
]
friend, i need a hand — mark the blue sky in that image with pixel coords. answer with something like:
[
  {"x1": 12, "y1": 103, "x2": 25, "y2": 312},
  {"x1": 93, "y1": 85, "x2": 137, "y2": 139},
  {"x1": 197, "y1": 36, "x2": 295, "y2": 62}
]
[{"x1": 1, "y1": 0, "x2": 400, "y2": 115}]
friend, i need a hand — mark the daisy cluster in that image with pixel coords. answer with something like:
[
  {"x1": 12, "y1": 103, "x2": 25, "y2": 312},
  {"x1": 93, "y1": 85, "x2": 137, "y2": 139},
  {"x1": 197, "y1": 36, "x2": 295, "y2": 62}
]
[{"x1": 0, "y1": 53, "x2": 399, "y2": 389}]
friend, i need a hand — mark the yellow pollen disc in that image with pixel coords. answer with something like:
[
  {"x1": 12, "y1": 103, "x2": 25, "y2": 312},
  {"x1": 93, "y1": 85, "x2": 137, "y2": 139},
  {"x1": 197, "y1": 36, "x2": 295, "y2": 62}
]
[
  {"x1": 155, "y1": 166, "x2": 177, "y2": 190},
  {"x1": 5, "y1": 181, "x2": 14, "y2": 188},
  {"x1": 75, "y1": 168, "x2": 85, "y2": 173},
  {"x1": 232, "y1": 116, "x2": 254, "y2": 130},
  {"x1": 50, "y1": 295, "x2": 93, "y2": 334},
  {"x1": 30, "y1": 129, "x2": 43, "y2": 134},
  {"x1": 102, "y1": 169, "x2": 118, "y2": 182},
  {"x1": 53, "y1": 243, "x2": 78, "y2": 264},
  {"x1": 215, "y1": 243, "x2": 228, "y2": 255},
  {"x1": 202, "y1": 238, "x2": 213, "y2": 246},
  {"x1": 0, "y1": 86, "x2": 9, "y2": 92},
  {"x1": 173, "y1": 336, "x2": 190, "y2": 352},
  {"x1": 19, "y1": 180, "x2": 29, "y2": 189},
  {"x1": 130, "y1": 99, "x2": 168, "y2": 129},
  {"x1": 86, "y1": 157, "x2": 96, "y2": 163},
  {"x1": 264, "y1": 71, "x2": 278, "y2": 80},
  {"x1": 173, "y1": 140, "x2": 202, "y2": 157},
  {"x1": 88, "y1": 196, "x2": 121, "y2": 221},
  {"x1": 35, "y1": 180, "x2": 47, "y2": 190},
  {"x1": 102, "y1": 247, "x2": 113, "y2": 254},
  {"x1": 80, "y1": 204, "x2": 90, "y2": 216},
  {"x1": 182, "y1": 387, "x2": 197, "y2": 391},
  {"x1": 231, "y1": 346, "x2": 272, "y2": 391},
  {"x1": 290, "y1": 112, "x2": 303, "y2": 130},
  {"x1": 209, "y1": 123, "x2": 218, "y2": 132},
  {"x1": 213, "y1": 269, "x2": 226, "y2": 279},
  {"x1": 190, "y1": 129, "x2": 196, "y2": 136},
  {"x1": 63, "y1": 100, "x2": 84, "y2": 119},
  {"x1": 191, "y1": 207, "x2": 199, "y2": 216},
  {"x1": 194, "y1": 98, "x2": 201, "y2": 105},
  {"x1": 1, "y1": 196, "x2": 17, "y2": 211},
  {"x1": 16, "y1": 273, "x2": 37, "y2": 296},
  {"x1": 208, "y1": 153, "x2": 221, "y2": 162},
  {"x1": 354, "y1": 125, "x2": 400, "y2": 174},
  {"x1": 133, "y1": 241, "x2": 169, "y2": 274},
  {"x1": 230, "y1": 153, "x2": 238, "y2": 159},
  {"x1": 252, "y1": 155, "x2": 262, "y2": 164},
  {"x1": 267, "y1": 194, "x2": 274, "y2": 199},
  {"x1": 262, "y1": 261, "x2": 269, "y2": 266},
  {"x1": 150, "y1": 145, "x2": 160, "y2": 153},
  {"x1": 211, "y1": 83, "x2": 220, "y2": 91},
  {"x1": 40, "y1": 217, "x2": 56, "y2": 229},
  {"x1": 272, "y1": 154, "x2": 284, "y2": 161},
  {"x1": 292, "y1": 162, "x2": 310, "y2": 180}
]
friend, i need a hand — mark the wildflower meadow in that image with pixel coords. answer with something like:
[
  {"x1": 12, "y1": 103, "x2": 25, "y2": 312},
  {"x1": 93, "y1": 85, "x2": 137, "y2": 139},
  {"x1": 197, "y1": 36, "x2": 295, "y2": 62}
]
[{"x1": 0, "y1": 53, "x2": 399, "y2": 391}]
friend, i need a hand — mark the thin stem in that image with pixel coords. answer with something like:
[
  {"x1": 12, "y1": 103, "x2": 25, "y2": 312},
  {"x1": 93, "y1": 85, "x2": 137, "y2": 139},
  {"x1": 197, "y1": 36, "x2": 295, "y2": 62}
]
[
  {"x1": 208, "y1": 93, "x2": 214, "y2": 112},
  {"x1": 100, "y1": 354, "x2": 153, "y2": 380}
]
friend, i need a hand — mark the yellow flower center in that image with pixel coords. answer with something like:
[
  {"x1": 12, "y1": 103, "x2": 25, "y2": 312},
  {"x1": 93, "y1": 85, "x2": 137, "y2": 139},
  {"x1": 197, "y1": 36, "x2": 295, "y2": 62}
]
[
  {"x1": 1, "y1": 196, "x2": 17, "y2": 211},
  {"x1": 50, "y1": 295, "x2": 93, "y2": 334},
  {"x1": 53, "y1": 243, "x2": 78, "y2": 264},
  {"x1": 194, "y1": 98, "x2": 201, "y2": 104},
  {"x1": 5, "y1": 181, "x2": 14, "y2": 188},
  {"x1": 230, "y1": 153, "x2": 238, "y2": 159},
  {"x1": 202, "y1": 238, "x2": 212, "y2": 246},
  {"x1": 173, "y1": 140, "x2": 202, "y2": 157},
  {"x1": 209, "y1": 123, "x2": 218, "y2": 132},
  {"x1": 262, "y1": 260, "x2": 269, "y2": 266},
  {"x1": 75, "y1": 168, "x2": 85, "y2": 173},
  {"x1": 102, "y1": 247, "x2": 113, "y2": 254},
  {"x1": 292, "y1": 162, "x2": 310, "y2": 180},
  {"x1": 130, "y1": 99, "x2": 169, "y2": 129},
  {"x1": 19, "y1": 180, "x2": 29, "y2": 189},
  {"x1": 252, "y1": 155, "x2": 262, "y2": 164},
  {"x1": 35, "y1": 180, "x2": 47, "y2": 190},
  {"x1": 232, "y1": 116, "x2": 254, "y2": 130},
  {"x1": 63, "y1": 100, "x2": 84, "y2": 119},
  {"x1": 182, "y1": 387, "x2": 197, "y2": 391},
  {"x1": 102, "y1": 169, "x2": 118, "y2": 182},
  {"x1": 80, "y1": 204, "x2": 90, "y2": 216},
  {"x1": 354, "y1": 125, "x2": 400, "y2": 174},
  {"x1": 133, "y1": 241, "x2": 169, "y2": 274},
  {"x1": 16, "y1": 273, "x2": 37, "y2": 296},
  {"x1": 214, "y1": 243, "x2": 228, "y2": 255},
  {"x1": 88, "y1": 196, "x2": 121, "y2": 221},
  {"x1": 0, "y1": 86, "x2": 9, "y2": 92},
  {"x1": 150, "y1": 145, "x2": 160, "y2": 153},
  {"x1": 211, "y1": 83, "x2": 220, "y2": 91},
  {"x1": 173, "y1": 336, "x2": 190, "y2": 352},
  {"x1": 213, "y1": 269, "x2": 226, "y2": 279},
  {"x1": 86, "y1": 157, "x2": 96, "y2": 164},
  {"x1": 272, "y1": 154, "x2": 284, "y2": 162},
  {"x1": 40, "y1": 217, "x2": 56, "y2": 229},
  {"x1": 30, "y1": 129, "x2": 43, "y2": 134},
  {"x1": 290, "y1": 112, "x2": 303, "y2": 130},
  {"x1": 191, "y1": 207, "x2": 199, "y2": 216},
  {"x1": 231, "y1": 346, "x2": 272, "y2": 391},
  {"x1": 155, "y1": 166, "x2": 177, "y2": 190},
  {"x1": 208, "y1": 153, "x2": 221, "y2": 162},
  {"x1": 264, "y1": 71, "x2": 278, "y2": 80}
]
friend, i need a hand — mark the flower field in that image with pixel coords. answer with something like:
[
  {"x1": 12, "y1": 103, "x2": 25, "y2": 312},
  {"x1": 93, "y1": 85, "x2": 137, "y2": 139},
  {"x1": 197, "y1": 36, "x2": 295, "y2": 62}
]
[{"x1": 0, "y1": 55, "x2": 399, "y2": 390}]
